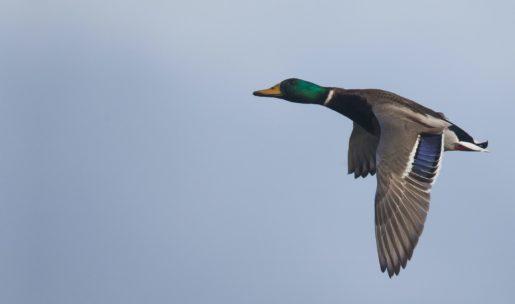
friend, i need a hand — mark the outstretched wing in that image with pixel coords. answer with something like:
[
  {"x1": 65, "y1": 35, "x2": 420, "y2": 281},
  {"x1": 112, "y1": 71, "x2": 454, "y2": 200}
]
[
  {"x1": 348, "y1": 123, "x2": 379, "y2": 178},
  {"x1": 374, "y1": 125, "x2": 444, "y2": 277}
]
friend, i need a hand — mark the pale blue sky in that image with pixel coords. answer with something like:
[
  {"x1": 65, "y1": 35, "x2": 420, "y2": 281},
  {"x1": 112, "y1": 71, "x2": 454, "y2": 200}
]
[{"x1": 1, "y1": 0, "x2": 514, "y2": 303}]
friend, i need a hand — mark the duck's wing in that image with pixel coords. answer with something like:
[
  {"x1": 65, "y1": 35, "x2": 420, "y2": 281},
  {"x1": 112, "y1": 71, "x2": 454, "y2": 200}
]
[
  {"x1": 374, "y1": 119, "x2": 444, "y2": 277},
  {"x1": 348, "y1": 123, "x2": 378, "y2": 178}
]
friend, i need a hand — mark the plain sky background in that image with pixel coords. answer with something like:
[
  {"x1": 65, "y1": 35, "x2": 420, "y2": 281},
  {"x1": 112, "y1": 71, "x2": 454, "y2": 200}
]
[{"x1": 1, "y1": 0, "x2": 514, "y2": 303}]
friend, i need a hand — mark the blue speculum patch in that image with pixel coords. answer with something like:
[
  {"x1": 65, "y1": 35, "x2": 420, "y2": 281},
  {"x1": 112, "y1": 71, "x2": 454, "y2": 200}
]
[{"x1": 410, "y1": 134, "x2": 442, "y2": 180}]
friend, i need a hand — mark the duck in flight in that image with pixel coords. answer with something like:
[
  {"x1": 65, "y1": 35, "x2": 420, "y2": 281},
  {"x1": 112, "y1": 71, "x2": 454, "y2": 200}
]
[{"x1": 253, "y1": 78, "x2": 488, "y2": 277}]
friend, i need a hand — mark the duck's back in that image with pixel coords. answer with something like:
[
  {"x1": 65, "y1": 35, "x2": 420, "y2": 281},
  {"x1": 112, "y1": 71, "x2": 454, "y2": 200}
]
[{"x1": 360, "y1": 89, "x2": 446, "y2": 120}]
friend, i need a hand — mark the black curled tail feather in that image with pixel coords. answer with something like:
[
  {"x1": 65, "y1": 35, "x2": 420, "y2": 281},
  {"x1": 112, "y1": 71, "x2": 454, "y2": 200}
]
[{"x1": 476, "y1": 140, "x2": 488, "y2": 149}]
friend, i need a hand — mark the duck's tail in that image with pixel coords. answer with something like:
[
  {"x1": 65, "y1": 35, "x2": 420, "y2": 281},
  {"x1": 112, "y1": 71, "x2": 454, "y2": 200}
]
[{"x1": 445, "y1": 123, "x2": 488, "y2": 152}]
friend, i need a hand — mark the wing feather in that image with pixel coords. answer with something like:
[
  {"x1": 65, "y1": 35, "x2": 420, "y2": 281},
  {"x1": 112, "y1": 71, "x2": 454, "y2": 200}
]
[
  {"x1": 374, "y1": 129, "x2": 444, "y2": 277},
  {"x1": 348, "y1": 123, "x2": 378, "y2": 178}
]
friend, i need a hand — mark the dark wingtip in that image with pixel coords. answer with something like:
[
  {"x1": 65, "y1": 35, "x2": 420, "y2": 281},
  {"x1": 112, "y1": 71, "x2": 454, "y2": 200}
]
[
  {"x1": 387, "y1": 269, "x2": 394, "y2": 278},
  {"x1": 401, "y1": 258, "x2": 408, "y2": 269},
  {"x1": 350, "y1": 168, "x2": 374, "y2": 178},
  {"x1": 476, "y1": 140, "x2": 488, "y2": 149}
]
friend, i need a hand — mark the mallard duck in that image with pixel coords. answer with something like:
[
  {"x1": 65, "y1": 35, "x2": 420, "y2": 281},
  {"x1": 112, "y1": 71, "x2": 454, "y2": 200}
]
[{"x1": 253, "y1": 78, "x2": 488, "y2": 277}]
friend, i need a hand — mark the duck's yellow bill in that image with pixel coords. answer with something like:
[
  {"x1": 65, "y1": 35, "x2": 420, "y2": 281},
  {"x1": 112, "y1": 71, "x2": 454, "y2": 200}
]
[{"x1": 253, "y1": 84, "x2": 282, "y2": 97}]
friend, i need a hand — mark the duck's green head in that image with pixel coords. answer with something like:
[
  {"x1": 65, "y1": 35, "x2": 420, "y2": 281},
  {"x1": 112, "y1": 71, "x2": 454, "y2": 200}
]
[{"x1": 253, "y1": 78, "x2": 329, "y2": 104}]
